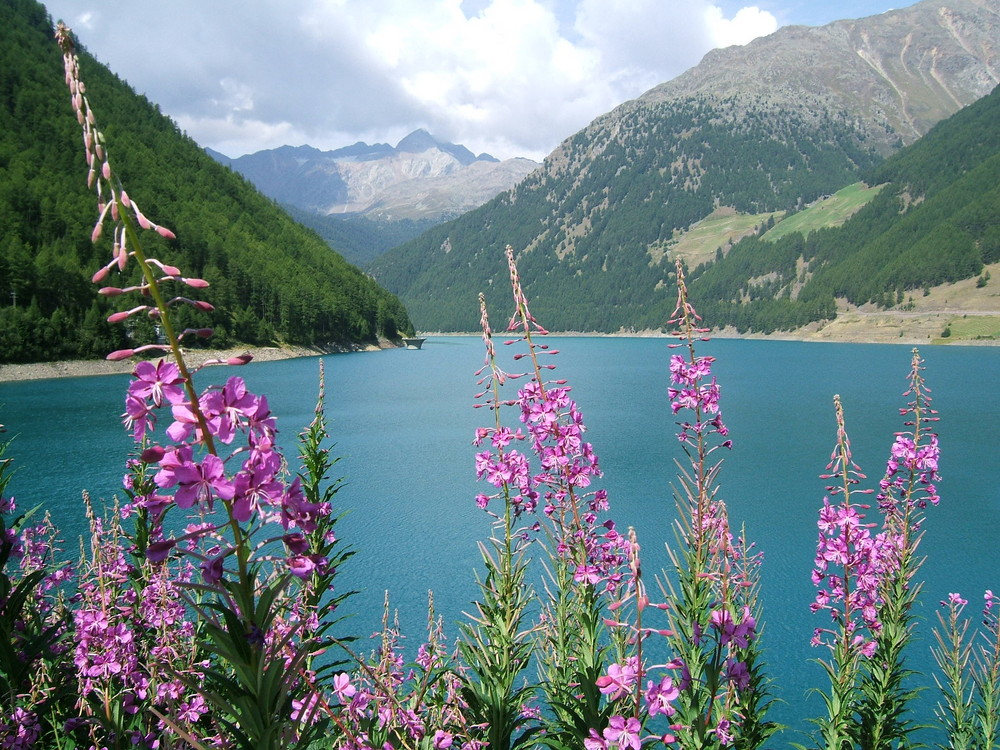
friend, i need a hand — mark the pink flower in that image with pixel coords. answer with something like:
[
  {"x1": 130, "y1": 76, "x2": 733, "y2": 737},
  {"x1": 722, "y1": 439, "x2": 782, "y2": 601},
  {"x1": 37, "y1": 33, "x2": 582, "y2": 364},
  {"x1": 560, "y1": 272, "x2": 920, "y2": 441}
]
[
  {"x1": 129, "y1": 359, "x2": 185, "y2": 407},
  {"x1": 200, "y1": 554, "x2": 225, "y2": 584},
  {"x1": 645, "y1": 676, "x2": 679, "y2": 717},
  {"x1": 712, "y1": 718, "x2": 734, "y2": 745},
  {"x1": 174, "y1": 454, "x2": 236, "y2": 508},
  {"x1": 332, "y1": 672, "x2": 356, "y2": 704},
  {"x1": 596, "y1": 660, "x2": 638, "y2": 700},
  {"x1": 602, "y1": 716, "x2": 641, "y2": 750}
]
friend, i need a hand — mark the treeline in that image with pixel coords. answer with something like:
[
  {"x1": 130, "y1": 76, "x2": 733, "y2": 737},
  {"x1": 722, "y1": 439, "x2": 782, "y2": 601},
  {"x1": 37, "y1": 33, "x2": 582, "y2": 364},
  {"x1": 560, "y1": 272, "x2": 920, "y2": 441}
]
[
  {"x1": 0, "y1": 0, "x2": 412, "y2": 364},
  {"x1": 370, "y1": 93, "x2": 883, "y2": 332},
  {"x1": 689, "y1": 83, "x2": 1000, "y2": 333}
]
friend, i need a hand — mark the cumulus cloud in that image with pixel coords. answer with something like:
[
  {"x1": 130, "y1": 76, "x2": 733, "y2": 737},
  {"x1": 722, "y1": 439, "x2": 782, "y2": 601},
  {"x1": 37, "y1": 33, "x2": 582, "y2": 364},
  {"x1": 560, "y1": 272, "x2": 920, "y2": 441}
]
[
  {"x1": 44, "y1": 0, "x2": 778, "y2": 161},
  {"x1": 707, "y1": 5, "x2": 780, "y2": 48}
]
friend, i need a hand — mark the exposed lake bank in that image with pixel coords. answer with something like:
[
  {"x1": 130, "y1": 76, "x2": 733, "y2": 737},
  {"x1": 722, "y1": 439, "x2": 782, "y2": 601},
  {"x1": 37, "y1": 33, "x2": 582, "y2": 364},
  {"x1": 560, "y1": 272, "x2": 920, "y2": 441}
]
[
  {"x1": 0, "y1": 342, "x2": 387, "y2": 384},
  {"x1": 2, "y1": 309, "x2": 997, "y2": 384}
]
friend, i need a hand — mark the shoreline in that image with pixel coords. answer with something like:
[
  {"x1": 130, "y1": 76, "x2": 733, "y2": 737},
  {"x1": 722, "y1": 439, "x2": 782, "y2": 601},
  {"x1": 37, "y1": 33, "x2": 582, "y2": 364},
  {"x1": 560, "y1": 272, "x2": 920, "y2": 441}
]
[
  {"x1": 3, "y1": 324, "x2": 996, "y2": 385},
  {"x1": 0, "y1": 342, "x2": 390, "y2": 384}
]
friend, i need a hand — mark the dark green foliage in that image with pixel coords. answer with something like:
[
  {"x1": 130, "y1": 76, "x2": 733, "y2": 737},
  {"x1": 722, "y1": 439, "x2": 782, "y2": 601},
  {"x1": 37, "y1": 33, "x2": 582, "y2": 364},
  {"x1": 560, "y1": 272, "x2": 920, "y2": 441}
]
[
  {"x1": 0, "y1": 0, "x2": 412, "y2": 364},
  {"x1": 0, "y1": 436, "x2": 74, "y2": 745}
]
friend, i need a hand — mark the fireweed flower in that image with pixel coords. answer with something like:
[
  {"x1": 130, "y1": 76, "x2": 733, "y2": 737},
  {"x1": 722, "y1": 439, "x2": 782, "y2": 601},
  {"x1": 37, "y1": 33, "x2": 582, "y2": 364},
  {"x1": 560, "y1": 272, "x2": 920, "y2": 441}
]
[
  {"x1": 596, "y1": 658, "x2": 640, "y2": 700},
  {"x1": 603, "y1": 716, "x2": 643, "y2": 750},
  {"x1": 638, "y1": 260, "x2": 773, "y2": 748},
  {"x1": 811, "y1": 400, "x2": 888, "y2": 650},
  {"x1": 129, "y1": 359, "x2": 186, "y2": 408}
]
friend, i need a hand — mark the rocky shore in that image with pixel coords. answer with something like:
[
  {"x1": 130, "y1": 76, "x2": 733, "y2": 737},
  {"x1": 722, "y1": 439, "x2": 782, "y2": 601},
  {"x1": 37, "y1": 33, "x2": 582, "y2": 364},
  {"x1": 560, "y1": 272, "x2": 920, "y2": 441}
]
[{"x1": 0, "y1": 342, "x2": 389, "y2": 384}]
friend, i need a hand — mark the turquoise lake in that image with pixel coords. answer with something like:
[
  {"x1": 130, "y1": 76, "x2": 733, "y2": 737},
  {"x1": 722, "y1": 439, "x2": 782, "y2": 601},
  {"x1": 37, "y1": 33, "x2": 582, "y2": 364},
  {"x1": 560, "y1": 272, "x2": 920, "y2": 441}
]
[{"x1": 1, "y1": 336, "x2": 997, "y2": 742}]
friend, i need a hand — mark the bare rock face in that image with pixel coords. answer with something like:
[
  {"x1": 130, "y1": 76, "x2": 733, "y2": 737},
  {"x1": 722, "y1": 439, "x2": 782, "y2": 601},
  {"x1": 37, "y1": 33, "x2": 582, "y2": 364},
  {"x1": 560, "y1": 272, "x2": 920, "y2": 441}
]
[
  {"x1": 632, "y1": 0, "x2": 1000, "y2": 152},
  {"x1": 215, "y1": 130, "x2": 539, "y2": 222}
]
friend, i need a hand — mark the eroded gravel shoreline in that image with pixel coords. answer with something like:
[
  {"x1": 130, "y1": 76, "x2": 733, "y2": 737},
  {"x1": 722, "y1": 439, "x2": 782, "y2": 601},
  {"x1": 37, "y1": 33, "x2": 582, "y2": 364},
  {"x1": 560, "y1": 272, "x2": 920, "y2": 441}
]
[{"x1": 0, "y1": 344, "x2": 381, "y2": 384}]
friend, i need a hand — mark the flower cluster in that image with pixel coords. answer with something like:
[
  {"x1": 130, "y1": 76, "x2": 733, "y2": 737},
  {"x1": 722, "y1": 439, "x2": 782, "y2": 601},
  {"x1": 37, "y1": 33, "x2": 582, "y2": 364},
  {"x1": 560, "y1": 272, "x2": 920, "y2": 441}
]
[
  {"x1": 877, "y1": 350, "x2": 941, "y2": 519},
  {"x1": 473, "y1": 247, "x2": 628, "y2": 589},
  {"x1": 810, "y1": 499, "x2": 889, "y2": 654},
  {"x1": 124, "y1": 360, "x2": 330, "y2": 578},
  {"x1": 323, "y1": 611, "x2": 475, "y2": 750},
  {"x1": 810, "y1": 396, "x2": 894, "y2": 655},
  {"x1": 667, "y1": 353, "x2": 729, "y2": 447},
  {"x1": 70, "y1": 504, "x2": 214, "y2": 748},
  {"x1": 0, "y1": 708, "x2": 40, "y2": 750}
]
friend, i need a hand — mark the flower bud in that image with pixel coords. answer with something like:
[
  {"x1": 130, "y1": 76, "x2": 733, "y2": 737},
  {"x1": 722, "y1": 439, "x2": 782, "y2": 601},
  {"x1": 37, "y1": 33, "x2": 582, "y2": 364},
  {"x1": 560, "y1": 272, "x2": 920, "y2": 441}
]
[
  {"x1": 106, "y1": 349, "x2": 135, "y2": 361},
  {"x1": 155, "y1": 225, "x2": 177, "y2": 240},
  {"x1": 139, "y1": 445, "x2": 165, "y2": 463},
  {"x1": 146, "y1": 539, "x2": 177, "y2": 563},
  {"x1": 98, "y1": 286, "x2": 123, "y2": 296},
  {"x1": 134, "y1": 205, "x2": 151, "y2": 230}
]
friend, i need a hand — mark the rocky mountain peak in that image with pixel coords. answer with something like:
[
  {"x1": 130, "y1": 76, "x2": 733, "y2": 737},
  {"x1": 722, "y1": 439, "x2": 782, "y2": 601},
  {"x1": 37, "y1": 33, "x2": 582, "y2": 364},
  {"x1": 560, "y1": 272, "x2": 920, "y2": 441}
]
[{"x1": 213, "y1": 130, "x2": 537, "y2": 222}]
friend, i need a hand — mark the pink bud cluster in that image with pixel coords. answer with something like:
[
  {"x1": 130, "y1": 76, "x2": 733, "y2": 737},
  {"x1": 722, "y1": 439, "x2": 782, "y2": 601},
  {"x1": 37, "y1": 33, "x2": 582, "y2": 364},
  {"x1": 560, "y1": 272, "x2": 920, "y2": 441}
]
[
  {"x1": 878, "y1": 351, "x2": 942, "y2": 518},
  {"x1": 56, "y1": 23, "x2": 214, "y2": 361}
]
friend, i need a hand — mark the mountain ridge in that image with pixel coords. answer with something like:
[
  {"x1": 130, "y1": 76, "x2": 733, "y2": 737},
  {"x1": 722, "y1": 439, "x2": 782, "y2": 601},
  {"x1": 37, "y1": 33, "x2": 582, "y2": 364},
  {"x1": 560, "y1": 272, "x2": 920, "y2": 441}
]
[
  {"x1": 636, "y1": 0, "x2": 999, "y2": 149},
  {"x1": 212, "y1": 129, "x2": 538, "y2": 222}
]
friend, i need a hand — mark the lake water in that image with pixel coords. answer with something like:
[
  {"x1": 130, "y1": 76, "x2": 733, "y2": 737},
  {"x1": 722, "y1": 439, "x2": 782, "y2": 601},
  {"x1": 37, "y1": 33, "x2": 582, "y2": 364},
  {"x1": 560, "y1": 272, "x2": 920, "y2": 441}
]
[{"x1": 1, "y1": 336, "x2": 998, "y2": 743}]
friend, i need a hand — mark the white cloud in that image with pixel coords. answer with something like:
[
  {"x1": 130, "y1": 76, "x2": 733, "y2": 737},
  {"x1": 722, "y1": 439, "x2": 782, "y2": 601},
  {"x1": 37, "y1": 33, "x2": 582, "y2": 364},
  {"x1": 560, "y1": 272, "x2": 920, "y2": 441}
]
[
  {"x1": 706, "y1": 5, "x2": 779, "y2": 48},
  {"x1": 44, "y1": 0, "x2": 779, "y2": 161}
]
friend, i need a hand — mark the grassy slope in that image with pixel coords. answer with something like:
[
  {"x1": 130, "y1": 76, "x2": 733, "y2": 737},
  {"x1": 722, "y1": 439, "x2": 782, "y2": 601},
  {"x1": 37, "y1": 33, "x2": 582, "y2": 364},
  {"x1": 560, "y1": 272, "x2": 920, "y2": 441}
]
[
  {"x1": 665, "y1": 183, "x2": 999, "y2": 344},
  {"x1": 658, "y1": 207, "x2": 783, "y2": 269},
  {"x1": 762, "y1": 183, "x2": 886, "y2": 241}
]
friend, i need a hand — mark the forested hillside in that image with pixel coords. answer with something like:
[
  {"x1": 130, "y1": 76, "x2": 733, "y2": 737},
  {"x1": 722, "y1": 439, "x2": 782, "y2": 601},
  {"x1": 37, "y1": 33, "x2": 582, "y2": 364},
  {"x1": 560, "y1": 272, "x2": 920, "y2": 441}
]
[
  {"x1": 0, "y1": 0, "x2": 413, "y2": 364},
  {"x1": 370, "y1": 96, "x2": 882, "y2": 331},
  {"x1": 688, "y1": 83, "x2": 1000, "y2": 333}
]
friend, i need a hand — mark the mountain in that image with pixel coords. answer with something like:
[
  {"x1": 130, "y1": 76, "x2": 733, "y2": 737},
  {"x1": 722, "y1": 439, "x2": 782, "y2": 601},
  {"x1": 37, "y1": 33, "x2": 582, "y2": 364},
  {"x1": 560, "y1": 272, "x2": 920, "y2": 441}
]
[
  {"x1": 0, "y1": 0, "x2": 413, "y2": 364},
  {"x1": 368, "y1": 0, "x2": 1000, "y2": 334},
  {"x1": 684, "y1": 81, "x2": 1000, "y2": 337},
  {"x1": 213, "y1": 130, "x2": 539, "y2": 223}
]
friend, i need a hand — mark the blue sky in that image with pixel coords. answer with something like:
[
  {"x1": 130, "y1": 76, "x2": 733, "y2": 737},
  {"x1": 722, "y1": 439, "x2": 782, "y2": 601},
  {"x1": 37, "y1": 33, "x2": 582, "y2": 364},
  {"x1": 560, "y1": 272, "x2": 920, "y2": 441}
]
[{"x1": 44, "y1": 0, "x2": 920, "y2": 161}]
